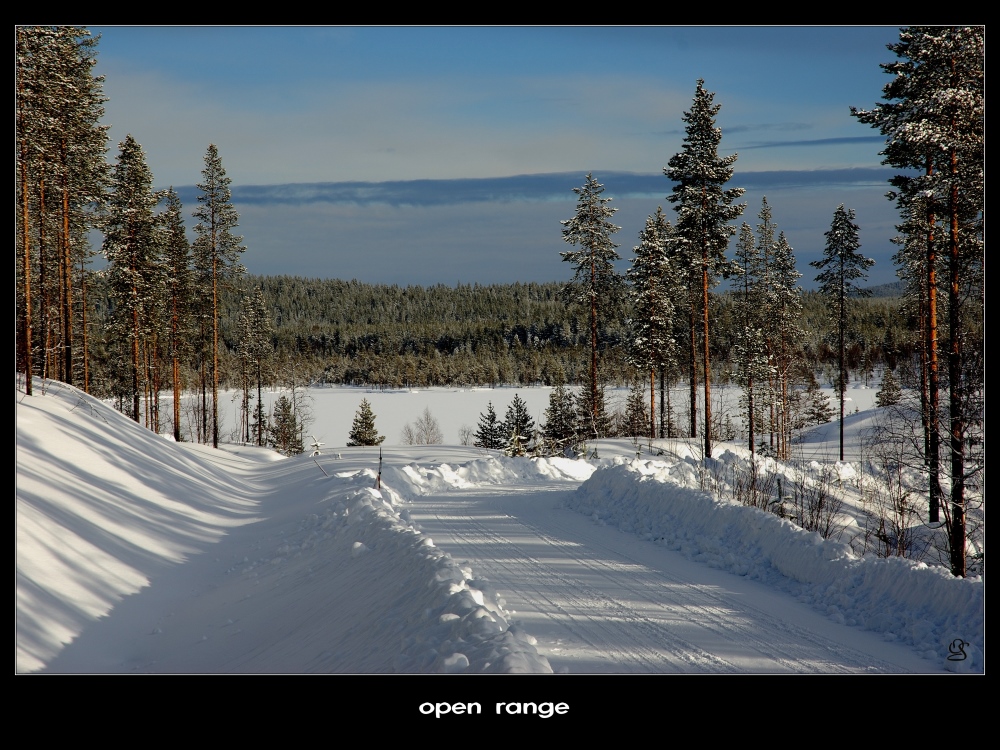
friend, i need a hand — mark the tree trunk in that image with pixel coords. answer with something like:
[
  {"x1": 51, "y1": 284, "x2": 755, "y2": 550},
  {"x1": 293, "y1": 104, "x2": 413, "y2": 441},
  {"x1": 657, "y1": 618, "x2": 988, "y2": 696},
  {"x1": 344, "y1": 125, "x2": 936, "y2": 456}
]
[
  {"x1": 19, "y1": 128, "x2": 33, "y2": 396},
  {"x1": 925, "y1": 158, "x2": 942, "y2": 523},
  {"x1": 838, "y1": 287, "x2": 845, "y2": 462},
  {"x1": 60, "y1": 139, "x2": 74, "y2": 387},
  {"x1": 689, "y1": 299, "x2": 698, "y2": 439},
  {"x1": 212, "y1": 254, "x2": 220, "y2": 449},
  {"x1": 948, "y1": 151, "x2": 965, "y2": 577},
  {"x1": 702, "y1": 252, "x2": 712, "y2": 458},
  {"x1": 650, "y1": 369, "x2": 656, "y2": 442}
]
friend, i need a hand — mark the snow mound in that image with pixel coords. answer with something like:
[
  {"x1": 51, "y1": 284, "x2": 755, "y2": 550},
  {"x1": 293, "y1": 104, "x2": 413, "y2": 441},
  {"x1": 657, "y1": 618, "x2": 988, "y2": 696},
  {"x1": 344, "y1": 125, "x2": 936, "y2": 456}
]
[{"x1": 382, "y1": 454, "x2": 600, "y2": 496}]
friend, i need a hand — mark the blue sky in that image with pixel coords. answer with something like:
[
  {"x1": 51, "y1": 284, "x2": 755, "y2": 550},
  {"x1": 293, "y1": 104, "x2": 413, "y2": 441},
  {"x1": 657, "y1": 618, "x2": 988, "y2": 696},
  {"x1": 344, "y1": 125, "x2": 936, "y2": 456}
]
[{"x1": 91, "y1": 26, "x2": 908, "y2": 287}]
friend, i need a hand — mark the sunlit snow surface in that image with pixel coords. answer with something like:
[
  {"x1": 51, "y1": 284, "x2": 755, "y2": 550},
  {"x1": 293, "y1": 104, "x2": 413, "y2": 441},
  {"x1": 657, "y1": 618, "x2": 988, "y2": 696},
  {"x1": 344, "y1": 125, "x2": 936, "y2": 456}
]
[{"x1": 16, "y1": 377, "x2": 982, "y2": 674}]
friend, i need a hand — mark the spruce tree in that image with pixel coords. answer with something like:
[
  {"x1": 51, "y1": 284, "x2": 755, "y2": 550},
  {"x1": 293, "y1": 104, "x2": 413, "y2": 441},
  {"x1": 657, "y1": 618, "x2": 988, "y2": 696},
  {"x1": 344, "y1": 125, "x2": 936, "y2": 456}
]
[
  {"x1": 161, "y1": 188, "x2": 194, "y2": 442},
  {"x1": 560, "y1": 174, "x2": 622, "y2": 427},
  {"x1": 102, "y1": 135, "x2": 162, "y2": 423},
  {"x1": 237, "y1": 287, "x2": 274, "y2": 446},
  {"x1": 732, "y1": 221, "x2": 770, "y2": 457},
  {"x1": 502, "y1": 394, "x2": 535, "y2": 455},
  {"x1": 665, "y1": 79, "x2": 745, "y2": 458},
  {"x1": 627, "y1": 207, "x2": 679, "y2": 440},
  {"x1": 347, "y1": 398, "x2": 385, "y2": 446},
  {"x1": 624, "y1": 381, "x2": 649, "y2": 440},
  {"x1": 811, "y1": 204, "x2": 874, "y2": 461},
  {"x1": 876, "y1": 368, "x2": 903, "y2": 408},
  {"x1": 769, "y1": 230, "x2": 804, "y2": 458},
  {"x1": 193, "y1": 144, "x2": 245, "y2": 448},
  {"x1": 270, "y1": 395, "x2": 303, "y2": 456},
  {"x1": 474, "y1": 401, "x2": 505, "y2": 450},
  {"x1": 542, "y1": 384, "x2": 577, "y2": 455}
]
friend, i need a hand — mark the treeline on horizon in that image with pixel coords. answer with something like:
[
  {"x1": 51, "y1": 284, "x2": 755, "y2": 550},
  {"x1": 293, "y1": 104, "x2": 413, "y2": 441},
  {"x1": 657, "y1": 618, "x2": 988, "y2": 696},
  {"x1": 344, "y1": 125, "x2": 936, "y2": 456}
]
[{"x1": 82, "y1": 272, "x2": 917, "y2": 395}]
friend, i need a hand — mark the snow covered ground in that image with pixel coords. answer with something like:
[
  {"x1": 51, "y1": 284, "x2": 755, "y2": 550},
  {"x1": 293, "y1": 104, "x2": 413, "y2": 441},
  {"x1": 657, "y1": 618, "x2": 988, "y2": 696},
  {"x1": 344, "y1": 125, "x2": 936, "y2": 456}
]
[{"x1": 17, "y1": 375, "x2": 983, "y2": 684}]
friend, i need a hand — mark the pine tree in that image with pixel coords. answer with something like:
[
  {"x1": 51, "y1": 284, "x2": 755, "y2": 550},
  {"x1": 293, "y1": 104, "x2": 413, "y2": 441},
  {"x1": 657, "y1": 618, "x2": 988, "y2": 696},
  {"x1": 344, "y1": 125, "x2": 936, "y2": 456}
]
[
  {"x1": 851, "y1": 26, "x2": 983, "y2": 573},
  {"x1": 16, "y1": 26, "x2": 108, "y2": 395},
  {"x1": 193, "y1": 144, "x2": 245, "y2": 448},
  {"x1": 270, "y1": 395, "x2": 303, "y2": 456},
  {"x1": 576, "y1": 380, "x2": 611, "y2": 445},
  {"x1": 474, "y1": 401, "x2": 505, "y2": 450},
  {"x1": 561, "y1": 174, "x2": 622, "y2": 427},
  {"x1": 810, "y1": 204, "x2": 874, "y2": 461},
  {"x1": 347, "y1": 398, "x2": 385, "y2": 446},
  {"x1": 794, "y1": 370, "x2": 835, "y2": 429},
  {"x1": 102, "y1": 135, "x2": 162, "y2": 424},
  {"x1": 732, "y1": 222, "x2": 770, "y2": 457},
  {"x1": 627, "y1": 207, "x2": 679, "y2": 440},
  {"x1": 624, "y1": 381, "x2": 649, "y2": 439},
  {"x1": 161, "y1": 188, "x2": 194, "y2": 442},
  {"x1": 502, "y1": 393, "x2": 535, "y2": 455},
  {"x1": 237, "y1": 287, "x2": 274, "y2": 446},
  {"x1": 769, "y1": 230, "x2": 804, "y2": 458},
  {"x1": 876, "y1": 368, "x2": 903, "y2": 408},
  {"x1": 542, "y1": 384, "x2": 578, "y2": 455},
  {"x1": 665, "y1": 80, "x2": 746, "y2": 458}
]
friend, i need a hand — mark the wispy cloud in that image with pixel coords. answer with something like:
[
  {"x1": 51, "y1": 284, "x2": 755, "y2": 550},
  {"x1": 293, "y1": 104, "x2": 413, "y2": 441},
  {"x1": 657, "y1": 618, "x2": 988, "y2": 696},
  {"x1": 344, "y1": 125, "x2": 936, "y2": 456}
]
[
  {"x1": 173, "y1": 168, "x2": 896, "y2": 210},
  {"x1": 740, "y1": 135, "x2": 887, "y2": 150}
]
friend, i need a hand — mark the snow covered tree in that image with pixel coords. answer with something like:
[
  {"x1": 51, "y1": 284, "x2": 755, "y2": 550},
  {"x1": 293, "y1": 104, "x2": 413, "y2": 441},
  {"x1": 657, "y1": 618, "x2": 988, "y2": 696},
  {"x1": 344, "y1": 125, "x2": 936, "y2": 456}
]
[
  {"x1": 811, "y1": 204, "x2": 874, "y2": 461},
  {"x1": 627, "y1": 207, "x2": 679, "y2": 440},
  {"x1": 876, "y1": 368, "x2": 903, "y2": 408},
  {"x1": 732, "y1": 221, "x2": 770, "y2": 457},
  {"x1": 270, "y1": 395, "x2": 303, "y2": 456},
  {"x1": 623, "y1": 381, "x2": 649, "y2": 439},
  {"x1": 502, "y1": 393, "x2": 535, "y2": 455},
  {"x1": 561, "y1": 174, "x2": 622, "y2": 427},
  {"x1": 102, "y1": 135, "x2": 162, "y2": 424},
  {"x1": 474, "y1": 401, "x2": 505, "y2": 450},
  {"x1": 665, "y1": 79, "x2": 745, "y2": 458},
  {"x1": 161, "y1": 188, "x2": 194, "y2": 442},
  {"x1": 851, "y1": 26, "x2": 983, "y2": 574},
  {"x1": 347, "y1": 398, "x2": 385, "y2": 446},
  {"x1": 193, "y1": 144, "x2": 245, "y2": 449},
  {"x1": 16, "y1": 26, "x2": 108, "y2": 394},
  {"x1": 768, "y1": 230, "x2": 804, "y2": 459},
  {"x1": 237, "y1": 287, "x2": 274, "y2": 445},
  {"x1": 542, "y1": 384, "x2": 578, "y2": 455}
]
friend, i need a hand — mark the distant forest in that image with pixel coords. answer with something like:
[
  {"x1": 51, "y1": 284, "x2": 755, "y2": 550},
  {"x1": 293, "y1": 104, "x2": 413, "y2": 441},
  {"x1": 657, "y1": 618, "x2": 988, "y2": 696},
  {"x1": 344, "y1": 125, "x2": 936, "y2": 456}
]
[{"x1": 83, "y1": 274, "x2": 916, "y2": 395}]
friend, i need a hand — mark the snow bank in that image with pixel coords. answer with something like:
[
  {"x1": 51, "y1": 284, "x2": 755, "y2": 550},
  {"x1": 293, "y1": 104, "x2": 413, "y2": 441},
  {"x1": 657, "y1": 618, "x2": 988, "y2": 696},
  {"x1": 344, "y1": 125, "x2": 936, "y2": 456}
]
[
  {"x1": 17, "y1": 378, "x2": 552, "y2": 673},
  {"x1": 566, "y1": 459, "x2": 984, "y2": 673},
  {"x1": 270, "y1": 468, "x2": 552, "y2": 673},
  {"x1": 382, "y1": 453, "x2": 598, "y2": 495}
]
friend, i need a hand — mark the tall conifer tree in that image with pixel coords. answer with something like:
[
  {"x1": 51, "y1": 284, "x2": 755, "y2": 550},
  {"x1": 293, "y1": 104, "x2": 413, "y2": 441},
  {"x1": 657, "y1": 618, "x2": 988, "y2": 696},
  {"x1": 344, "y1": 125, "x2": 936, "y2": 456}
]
[
  {"x1": 102, "y1": 135, "x2": 161, "y2": 423},
  {"x1": 851, "y1": 26, "x2": 983, "y2": 575},
  {"x1": 16, "y1": 26, "x2": 108, "y2": 394},
  {"x1": 665, "y1": 80, "x2": 745, "y2": 458},
  {"x1": 193, "y1": 144, "x2": 245, "y2": 448},
  {"x1": 627, "y1": 207, "x2": 679, "y2": 440},
  {"x1": 560, "y1": 174, "x2": 622, "y2": 430},
  {"x1": 161, "y1": 188, "x2": 193, "y2": 441},
  {"x1": 811, "y1": 204, "x2": 874, "y2": 462}
]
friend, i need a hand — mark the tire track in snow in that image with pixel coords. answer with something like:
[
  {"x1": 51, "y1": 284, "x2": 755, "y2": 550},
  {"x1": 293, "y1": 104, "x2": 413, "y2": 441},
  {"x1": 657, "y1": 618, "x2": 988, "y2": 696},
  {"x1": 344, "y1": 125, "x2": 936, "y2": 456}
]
[
  {"x1": 409, "y1": 481, "x2": 913, "y2": 674},
  {"x1": 412, "y1": 490, "x2": 742, "y2": 673}
]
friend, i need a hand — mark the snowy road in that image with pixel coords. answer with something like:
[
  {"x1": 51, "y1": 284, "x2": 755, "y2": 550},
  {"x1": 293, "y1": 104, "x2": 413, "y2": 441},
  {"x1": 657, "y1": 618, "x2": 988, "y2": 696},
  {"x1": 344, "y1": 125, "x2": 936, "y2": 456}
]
[{"x1": 407, "y1": 480, "x2": 931, "y2": 674}]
